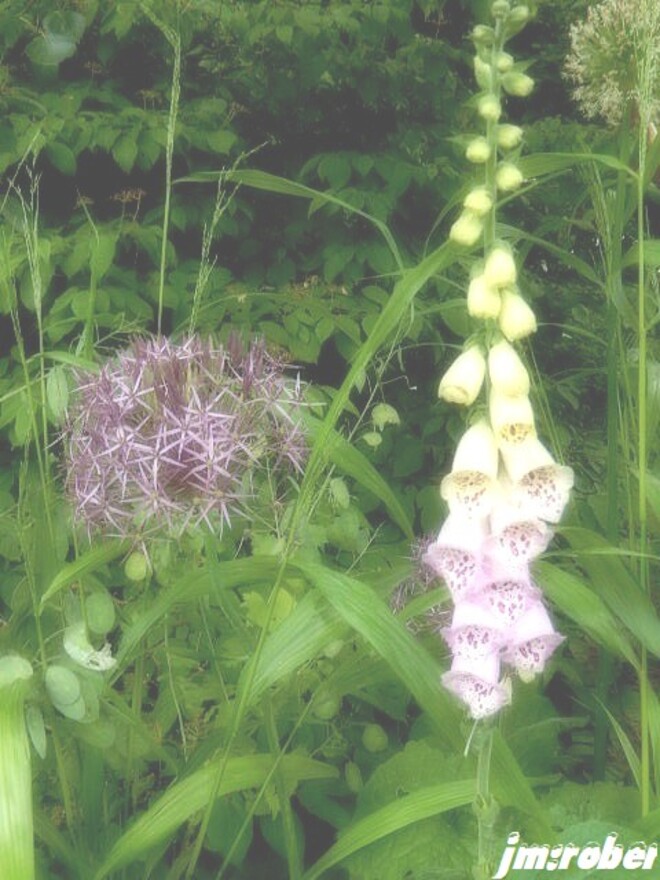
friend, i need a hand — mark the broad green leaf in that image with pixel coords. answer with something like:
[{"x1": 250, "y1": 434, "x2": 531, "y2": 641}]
[
  {"x1": 598, "y1": 701, "x2": 641, "y2": 790},
  {"x1": 25, "y1": 706, "x2": 46, "y2": 760},
  {"x1": 45, "y1": 142, "x2": 77, "y2": 176},
  {"x1": 113, "y1": 135, "x2": 138, "y2": 173},
  {"x1": 621, "y1": 239, "x2": 660, "y2": 269},
  {"x1": 45, "y1": 665, "x2": 80, "y2": 707},
  {"x1": 93, "y1": 754, "x2": 337, "y2": 879},
  {"x1": 295, "y1": 561, "x2": 463, "y2": 749},
  {"x1": 520, "y1": 152, "x2": 636, "y2": 180},
  {"x1": 40, "y1": 542, "x2": 127, "y2": 610},
  {"x1": 247, "y1": 591, "x2": 345, "y2": 705},
  {"x1": 46, "y1": 365, "x2": 69, "y2": 423},
  {"x1": 90, "y1": 233, "x2": 118, "y2": 281},
  {"x1": 304, "y1": 417, "x2": 413, "y2": 538},
  {"x1": 562, "y1": 528, "x2": 660, "y2": 658},
  {"x1": 535, "y1": 562, "x2": 638, "y2": 667},
  {"x1": 177, "y1": 168, "x2": 404, "y2": 272},
  {"x1": 85, "y1": 590, "x2": 116, "y2": 635},
  {"x1": 302, "y1": 780, "x2": 476, "y2": 880}
]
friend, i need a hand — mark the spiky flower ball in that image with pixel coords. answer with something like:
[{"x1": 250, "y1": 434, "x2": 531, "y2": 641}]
[
  {"x1": 64, "y1": 335, "x2": 306, "y2": 540},
  {"x1": 564, "y1": 0, "x2": 660, "y2": 127}
]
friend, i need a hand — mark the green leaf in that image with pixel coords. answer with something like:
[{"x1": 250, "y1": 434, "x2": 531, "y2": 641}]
[
  {"x1": 112, "y1": 135, "x2": 138, "y2": 173},
  {"x1": 85, "y1": 590, "x2": 116, "y2": 635},
  {"x1": 562, "y1": 528, "x2": 660, "y2": 659},
  {"x1": 46, "y1": 366, "x2": 69, "y2": 423},
  {"x1": 25, "y1": 706, "x2": 47, "y2": 760},
  {"x1": 40, "y1": 542, "x2": 127, "y2": 611},
  {"x1": 302, "y1": 780, "x2": 476, "y2": 880},
  {"x1": 535, "y1": 561, "x2": 638, "y2": 667},
  {"x1": 178, "y1": 168, "x2": 404, "y2": 272},
  {"x1": 519, "y1": 152, "x2": 636, "y2": 180},
  {"x1": 621, "y1": 239, "x2": 660, "y2": 269},
  {"x1": 294, "y1": 561, "x2": 463, "y2": 749},
  {"x1": 90, "y1": 233, "x2": 118, "y2": 281},
  {"x1": 45, "y1": 142, "x2": 77, "y2": 176},
  {"x1": 94, "y1": 755, "x2": 337, "y2": 878},
  {"x1": 45, "y1": 665, "x2": 80, "y2": 707},
  {"x1": 318, "y1": 155, "x2": 352, "y2": 189},
  {"x1": 305, "y1": 418, "x2": 413, "y2": 538}
]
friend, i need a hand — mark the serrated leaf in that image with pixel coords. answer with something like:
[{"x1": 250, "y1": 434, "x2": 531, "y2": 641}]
[
  {"x1": 46, "y1": 365, "x2": 69, "y2": 423},
  {"x1": 90, "y1": 233, "x2": 117, "y2": 281},
  {"x1": 45, "y1": 142, "x2": 77, "y2": 175},
  {"x1": 112, "y1": 135, "x2": 138, "y2": 173}
]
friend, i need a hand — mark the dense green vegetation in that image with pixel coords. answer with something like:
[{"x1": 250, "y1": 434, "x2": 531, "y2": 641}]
[{"x1": 0, "y1": 1, "x2": 658, "y2": 878}]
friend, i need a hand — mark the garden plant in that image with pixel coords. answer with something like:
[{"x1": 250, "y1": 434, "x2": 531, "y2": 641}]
[{"x1": 0, "y1": 0, "x2": 658, "y2": 878}]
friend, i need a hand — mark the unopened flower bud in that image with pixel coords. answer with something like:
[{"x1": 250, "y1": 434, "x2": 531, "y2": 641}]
[
  {"x1": 502, "y1": 71, "x2": 535, "y2": 97},
  {"x1": 473, "y1": 57, "x2": 493, "y2": 90},
  {"x1": 499, "y1": 288, "x2": 537, "y2": 340},
  {"x1": 488, "y1": 339, "x2": 530, "y2": 396},
  {"x1": 497, "y1": 124, "x2": 524, "y2": 150},
  {"x1": 478, "y1": 95, "x2": 502, "y2": 121},
  {"x1": 438, "y1": 346, "x2": 486, "y2": 406},
  {"x1": 484, "y1": 246, "x2": 517, "y2": 287},
  {"x1": 468, "y1": 274, "x2": 501, "y2": 319},
  {"x1": 496, "y1": 52, "x2": 514, "y2": 73},
  {"x1": 491, "y1": 0, "x2": 510, "y2": 16},
  {"x1": 472, "y1": 24, "x2": 495, "y2": 45},
  {"x1": 449, "y1": 212, "x2": 483, "y2": 246},
  {"x1": 496, "y1": 162, "x2": 524, "y2": 191},
  {"x1": 463, "y1": 187, "x2": 493, "y2": 217},
  {"x1": 509, "y1": 5, "x2": 530, "y2": 24},
  {"x1": 466, "y1": 137, "x2": 491, "y2": 164}
]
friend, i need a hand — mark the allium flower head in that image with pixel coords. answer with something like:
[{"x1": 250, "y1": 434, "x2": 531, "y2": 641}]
[
  {"x1": 565, "y1": 0, "x2": 660, "y2": 127},
  {"x1": 64, "y1": 335, "x2": 306, "y2": 540}
]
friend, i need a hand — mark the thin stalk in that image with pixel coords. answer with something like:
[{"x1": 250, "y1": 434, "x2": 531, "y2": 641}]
[
  {"x1": 141, "y1": 3, "x2": 181, "y2": 335},
  {"x1": 264, "y1": 697, "x2": 302, "y2": 880},
  {"x1": 474, "y1": 726, "x2": 496, "y2": 880},
  {"x1": 636, "y1": 128, "x2": 650, "y2": 817}
]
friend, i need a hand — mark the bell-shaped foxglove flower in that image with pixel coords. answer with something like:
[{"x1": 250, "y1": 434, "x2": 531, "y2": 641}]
[
  {"x1": 437, "y1": 346, "x2": 487, "y2": 406},
  {"x1": 472, "y1": 575, "x2": 541, "y2": 627},
  {"x1": 442, "y1": 652, "x2": 511, "y2": 719},
  {"x1": 501, "y1": 438, "x2": 574, "y2": 523},
  {"x1": 442, "y1": 598, "x2": 506, "y2": 661},
  {"x1": 467, "y1": 274, "x2": 501, "y2": 320},
  {"x1": 503, "y1": 601, "x2": 564, "y2": 682},
  {"x1": 423, "y1": 513, "x2": 489, "y2": 600},
  {"x1": 489, "y1": 391, "x2": 536, "y2": 448},
  {"x1": 488, "y1": 339, "x2": 530, "y2": 397},
  {"x1": 487, "y1": 498, "x2": 553, "y2": 572},
  {"x1": 440, "y1": 420, "x2": 499, "y2": 518},
  {"x1": 499, "y1": 288, "x2": 537, "y2": 341}
]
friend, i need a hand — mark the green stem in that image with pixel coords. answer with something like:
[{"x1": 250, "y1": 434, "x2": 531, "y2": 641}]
[
  {"x1": 474, "y1": 726, "x2": 497, "y2": 880},
  {"x1": 264, "y1": 697, "x2": 302, "y2": 880},
  {"x1": 637, "y1": 124, "x2": 650, "y2": 817},
  {"x1": 0, "y1": 682, "x2": 34, "y2": 880}
]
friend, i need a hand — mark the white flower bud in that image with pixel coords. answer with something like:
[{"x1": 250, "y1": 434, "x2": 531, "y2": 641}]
[
  {"x1": 449, "y1": 212, "x2": 483, "y2": 246},
  {"x1": 466, "y1": 137, "x2": 491, "y2": 163},
  {"x1": 438, "y1": 346, "x2": 486, "y2": 405},
  {"x1": 502, "y1": 71, "x2": 535, "y2": 97},
  {"x1": 467, "y1": 274, "x2": 501, "y2": 319},
  {"x1": 508, "y1": 5, "x2": 530, "y2": 25},
  {"x1": 488, "y1": 339, "x2": 530, "y2": 396},
  {"x1": 484, "y1": 246, "x2": 517, "y2": 287},
  {"x1": 496, "y1": 52, "x2": 514, "y2": 73},
  {"x1": 473, "y1": 56, "x2": 494, "y2": 90},
  {"x1": 472, "y1": 25, "x2": 495, "y2": 45},
  {"x1": 496, "y1": 162, "x2": 524, "y2": 191},
  {"x1": 499, "y1": 288, "x2": 537, "y2": 340},
  {"x1": 463, "y1": 187, "x2": 493, "y2": 216},
  {"x1": 491, "y1": 0, "x2": 510, "y2": 16},
  {"x1": 478, "y1": 95, "x2": 502, "y2": 121},
  {"x1": 489, "y1": 391, "x2": 536, "y2": 446},
  {"x1": 496, "y1": 124, "x2": 524, "y2": 150}
]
